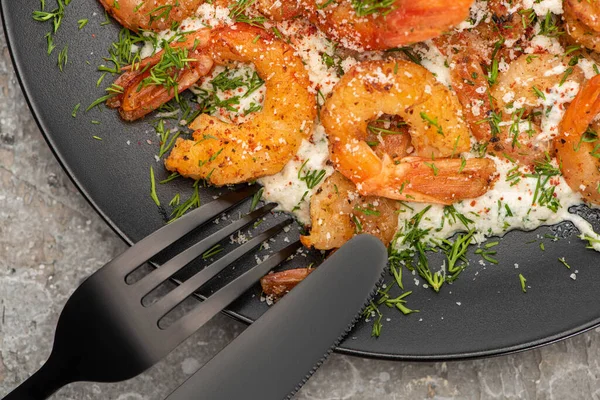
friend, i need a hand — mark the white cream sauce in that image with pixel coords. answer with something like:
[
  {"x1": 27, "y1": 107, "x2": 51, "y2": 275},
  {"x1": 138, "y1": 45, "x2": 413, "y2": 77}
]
[
  {"x1": 258, "y1": 124, "x2": 334, "y2": 224},
  {"x1": 135, "y1": 2, "x2": 600, "y2": 252},
  {"x1": 394, "y1": 156, "x2": 600, "y2": 252}
]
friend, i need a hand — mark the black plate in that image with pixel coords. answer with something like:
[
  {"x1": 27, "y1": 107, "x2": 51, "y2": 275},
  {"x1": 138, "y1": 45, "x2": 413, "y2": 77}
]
[{"x1": 3, "y1": 0, "x2": 600, "y2": 361}]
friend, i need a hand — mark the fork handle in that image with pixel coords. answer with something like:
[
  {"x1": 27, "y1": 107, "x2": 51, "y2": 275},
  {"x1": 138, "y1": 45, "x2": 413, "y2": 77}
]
[{"x1": 3, "y1": 356, "x2": 72, "y2": 400}]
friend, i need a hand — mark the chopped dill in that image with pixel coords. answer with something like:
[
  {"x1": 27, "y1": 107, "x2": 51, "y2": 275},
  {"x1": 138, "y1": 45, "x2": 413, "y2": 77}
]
[
  {"x1": 419, "y1": 112, "x2": 444, "y2": 136},
  {"x1": 202, "y1": 244, "x2": 224, "y2": 260},
  {"x1": 519, "y1": 274, "x2": 527, "y2": 293},
  {"x1": 169, "y1": 180, "x2": 201, "y2": 222},
  {"x1": 250, "y1": 187, "x2": 264, "y2": 211},
  {"x1": 558, "y1": 257, "x2": 571, "y2": 269},
  {"x1": 298, "y1": 159, "x2": 327, "y2": 189},
  {"x1": 71, "y1": 103, "x2": 81, "y2": 118},
  {"x1": 351, "y1": 0, "x2": 396, "y2": 17},
  {"x1": 150, "y1": 166, "x2": 160, "y2": 207}
]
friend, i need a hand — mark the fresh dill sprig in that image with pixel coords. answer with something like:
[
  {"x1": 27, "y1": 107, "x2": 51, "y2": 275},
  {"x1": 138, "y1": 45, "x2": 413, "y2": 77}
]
[
  {"x1": 202, "y1": 244, "x2": 224, "y2": 260},
  {"x1": 229, "y1": 0, "x2": 267, "y2": 27},
  {"x1": 558, "y1": 257, "x2": 571, "y2": 269},
  {"x1": 169, "y1": 180, "x2": 201, "y2": 222},
  {"x1": 32, "y1": 0, "x2": 73, "y2": 67},
  {"x1": 519, "y1": 274, "x2": 527, "y2": 293},
  {"x1": 419, "y1": 112, "x2": 444, "y2": 136},
  {"x1": 250, "y1": 187, "x2": 264, "y2": 211},
  {"x1": 150, "y1": 166, "x2": 161, "y2": 207},
  {"x1": 441, "y1": 230, "x2": 475, "y2": 283},
  {"x1": 155, "y1": 119, "x2": 181, "y2": 158},
  {"x1": 351, "y1": 0, "x2": 396, "y2": 17},
  {"x1": 362, "y1": 279, "x2": 418, "y2": 338},
  {"x1": 298, "y1": 159, "x2": 327, "y2": 189},
  {"x1": 354, "y1": 205, "x2": 381, "y2": 217},
  {"x1": 443, "y1": 205, "x2": 473, "y2": 229}
]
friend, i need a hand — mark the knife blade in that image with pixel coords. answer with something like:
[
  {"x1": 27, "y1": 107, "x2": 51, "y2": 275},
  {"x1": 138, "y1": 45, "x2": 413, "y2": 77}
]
[{"x1": 165, "y1": 234, "x2": 387, "y2": 400}]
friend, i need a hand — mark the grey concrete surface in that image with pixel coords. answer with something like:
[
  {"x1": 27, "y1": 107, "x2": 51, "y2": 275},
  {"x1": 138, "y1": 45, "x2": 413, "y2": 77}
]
[{"x1": 1, "y1": 21, "x2": 600, "y2": 400}]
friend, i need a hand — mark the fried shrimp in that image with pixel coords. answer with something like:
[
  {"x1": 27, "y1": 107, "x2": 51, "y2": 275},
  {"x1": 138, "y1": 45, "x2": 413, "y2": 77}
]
[
  {"x1": 492, "y1": 54, "x2": 585, "y2": 113},
  {"x1": 107, "y1": 30, "x2": 214, "y2": 121},
  {"x1": 554, "y1": 75, "x2": 600, "y2": 205},
  {"x1": 298, "y1": 0, "x2": 473, "y2": 51},
  {"x1": 322, "y1": 60, "x2": 496, "y2": 204},
  {"x1": 164, "y1": 24, "x2": 316, "y2": 185},
  {"x1": 300, "y1": 172, "x2": 400, "y2": 250},
  {"x1": 489, "y1": 53, "x2": 585, "y2": 165},
  {"x1": 98, "y1": 0, "x2": 204, "y2": 32}
]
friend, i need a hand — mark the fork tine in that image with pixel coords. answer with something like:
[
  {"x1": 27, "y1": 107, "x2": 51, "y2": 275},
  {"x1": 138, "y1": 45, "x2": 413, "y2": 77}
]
[
  {"x1": 164, "y1": 240, "x2": 302, "y2": 343},
  {"x1": 150, "y1": 220, "x2": 294, "y2": 319},
  {"x1": 105, "y1": 185, "x2": 260, "y2": 277},
  {"x1": 133, "y1": 203, "x2": 277, "y2": 296}
]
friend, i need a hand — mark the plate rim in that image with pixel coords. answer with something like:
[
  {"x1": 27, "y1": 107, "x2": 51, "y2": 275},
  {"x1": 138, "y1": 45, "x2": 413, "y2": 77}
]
[{"x1": 2, "y1": 0, "x2": 599, "y2": 361}]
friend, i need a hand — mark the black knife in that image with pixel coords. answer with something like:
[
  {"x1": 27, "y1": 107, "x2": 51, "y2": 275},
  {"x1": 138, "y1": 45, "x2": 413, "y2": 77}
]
[{"x1": 165, "y1": 234, "x2": 387, "y2": 400}]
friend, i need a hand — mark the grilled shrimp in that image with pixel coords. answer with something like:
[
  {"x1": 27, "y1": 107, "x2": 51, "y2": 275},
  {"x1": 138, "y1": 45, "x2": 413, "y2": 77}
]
[
  {"x1": 107, "y1": 30, "x2": 214, "y2": 121},
  {"x1": 433, "y1": 9, "x2": 530, "y2": 144},
  {"x1": 98, "y1": 0, "x2": 205, "y2": 32},
  {"x1": 433, "y1": 2, "x2": 538, "y2": 157},
  {"x1": 300, "y1": 172, "x2": 400, "y2": 250},
  {"x1": 492, "y1": 54, "x2": 585, "y2": 112},
  {"x1": 164, "y1": 24, "x2": 316, "y2": 185},
  {"x1": 322, "y1": 60, "x2": 496, "y2": 205},
  {"x1": 490, "y1": 53, "x2": 585, "y2": 165},
  {"x1": 554, "y1": 75, "x2": 600, "y2": 205},
  {"x1": 258, "y1": 0, "x2": 473, "y2": 51}
]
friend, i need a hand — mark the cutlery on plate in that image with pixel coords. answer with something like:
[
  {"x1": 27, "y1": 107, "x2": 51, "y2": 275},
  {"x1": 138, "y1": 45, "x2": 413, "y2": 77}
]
[
  {"x1": 4, "y1": 185, "x2": 305, "y2": 400},
  {"x1": 166, "y1": 234, "x2": 387, "y2": 400}
]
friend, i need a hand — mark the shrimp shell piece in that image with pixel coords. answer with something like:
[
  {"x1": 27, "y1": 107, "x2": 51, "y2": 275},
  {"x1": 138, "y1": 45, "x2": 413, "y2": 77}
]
[
  {"x1": 554, "y1": 75, "x2": 600, "y2": 205},
  {"x1": 300, "y1": 172, "x2": 400, "y2": 250},
  {"x1": 322, "y1": 60, "x2": 496, "y2": 205},
  {"x1": 98, "y1": 0, "x2": 204, "y2": 32},
  {"x1": 165, "y1": 24, "x2": 317, "y2": 186},
  {"x1": 260, "y1": 268, "x2": 314, "y2": 300}
]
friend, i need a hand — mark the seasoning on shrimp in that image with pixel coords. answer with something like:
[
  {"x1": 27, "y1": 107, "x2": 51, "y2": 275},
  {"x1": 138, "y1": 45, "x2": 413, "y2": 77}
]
[
  {"x1": 300, "y1": 172, "x2": 400, "y2": 250},
  {"x1": 488, "y1": 53, "x2": 585, "y2": 165},
  {"x1": 299, "y1": 0, "x2": 474, "y2": 51},
  {"x1": 98, "y1": 0, "x2": 206, "y2": 32},
  {"x1": 321, "y1": 59, "x2": 497, "y2": 204},
  {"x1": 554, "y1": 75, "x2": 600, "y2": 205},
  {"x1": 165, "y1": 24, "x2": 317, "y2": 185}
]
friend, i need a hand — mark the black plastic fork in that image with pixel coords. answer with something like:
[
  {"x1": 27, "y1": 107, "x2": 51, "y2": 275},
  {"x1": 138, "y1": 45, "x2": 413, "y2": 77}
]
[{"x1": 3, "y1": 185, "x2": 301, "y2": 400}]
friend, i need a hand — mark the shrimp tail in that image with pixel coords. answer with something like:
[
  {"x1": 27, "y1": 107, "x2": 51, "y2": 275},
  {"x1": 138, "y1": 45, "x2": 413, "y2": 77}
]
[
  {"x1": 106, "y1": 30, "x2": 213, "y2": 121},
  {"x1": 554, "y1": 75, "x2": 600, "y2": 204},
  {"x1": 362, "y1": 156, "x2": 497, "y2": 205},
  {"x1": 560, "y1": 75, "x2": 600, "y2": 137},
  {"x1": 382, "y1": 0, "x2": 473, "y2": 47}
]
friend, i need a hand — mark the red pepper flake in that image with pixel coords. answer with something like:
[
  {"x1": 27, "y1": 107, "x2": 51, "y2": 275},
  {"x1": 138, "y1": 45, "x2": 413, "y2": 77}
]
[{"x1": 470, "y1": 200, "x2": 477, "y2": 207}]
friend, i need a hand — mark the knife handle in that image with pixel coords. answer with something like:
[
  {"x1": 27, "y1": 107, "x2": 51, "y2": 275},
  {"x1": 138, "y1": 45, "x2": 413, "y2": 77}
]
[{"x1": 165, "y1": 235, "x2": 387, "y2": 400}]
